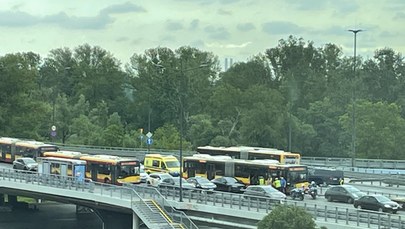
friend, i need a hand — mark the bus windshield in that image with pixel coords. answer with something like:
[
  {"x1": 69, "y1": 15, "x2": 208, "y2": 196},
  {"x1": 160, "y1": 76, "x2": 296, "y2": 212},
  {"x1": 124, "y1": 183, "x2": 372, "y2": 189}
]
[
  {"x1": 288, "y1": 170, "x2": 307, "y2": 184},
  {"x1": 120, "y1": 165, "x2": 140, "y2": 177}
]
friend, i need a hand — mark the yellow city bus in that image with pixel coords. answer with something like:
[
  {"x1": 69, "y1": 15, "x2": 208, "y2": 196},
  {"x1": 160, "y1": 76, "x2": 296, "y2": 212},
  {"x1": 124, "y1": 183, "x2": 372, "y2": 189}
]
[
  {"x1": 0, "y1": 137, "x2": 59, "y2": 163},
  {"x1": 43, "y1": 151, "x2": 141, "y2": 185},
  {"x1": 183, "y1": 154, "x2": 308, "y2": 192},
  {"x1": 197, "y1": 146, "x2": 301, "y2": 164}
]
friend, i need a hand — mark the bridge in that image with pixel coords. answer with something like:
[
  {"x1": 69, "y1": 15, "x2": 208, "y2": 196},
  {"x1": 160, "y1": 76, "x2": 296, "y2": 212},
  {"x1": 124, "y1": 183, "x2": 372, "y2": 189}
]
[{"x1": 1, "y1": 167, "x2": 405, "y2": 229}]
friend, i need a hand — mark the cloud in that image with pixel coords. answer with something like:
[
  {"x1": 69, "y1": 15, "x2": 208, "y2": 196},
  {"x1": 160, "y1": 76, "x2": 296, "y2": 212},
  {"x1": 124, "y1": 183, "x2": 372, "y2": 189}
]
[
  {"x1": 237, "y1": 23, "x2": 255, "y2": 32},
  {"x1": 205, "y1": 41, "x2": 252, "y2": 49},
  {"x1": 262, "y1": 21, "x2": 304, "y2": 35},
  {"x1": 0, "y1": 11, "x2": 39, "y2": 27},
  {"x1": 100, "y1": 2, "x2": 146, "y2": 15},
  {"x1": 189, "y1": 19, "x2": 199, "y2": 30},
  {"x1": 0, "y1": 2, "x2": 145, "y2": 30},
  {"x1": 217, "y1": 9, "x2": 232, "y2": 15},
  {"x1": 204, "y1": 25, "x2": 230, "y2": 40},
  {"x1": 116, "y1": 37, "x2": 129, "y2": 42},
  {"x1": 284, "y1": 0, "x2": 358, "y2": 14},
  {"x1": 166, "y1": 21, "x2": 183, "y2": 31},
  {"x1": 43, "y1": 12, "x2": 114, "y2": 29},
  {"x1": 394, "y1": 12, "x2": 405, "y2": 20}
]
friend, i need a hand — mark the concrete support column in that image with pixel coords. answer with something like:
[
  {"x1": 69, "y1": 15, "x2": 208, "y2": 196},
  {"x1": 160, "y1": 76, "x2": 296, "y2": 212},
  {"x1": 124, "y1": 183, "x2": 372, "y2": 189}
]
[
  {"x1": 132, "y1": 212, "x2": 140, "y2": 229},
  {"x1": 96, "y1": 209, "x2": 132, "y2": 229},
  {"x1": 7, "y1": 195, "x2": 17, "y2": 204}
]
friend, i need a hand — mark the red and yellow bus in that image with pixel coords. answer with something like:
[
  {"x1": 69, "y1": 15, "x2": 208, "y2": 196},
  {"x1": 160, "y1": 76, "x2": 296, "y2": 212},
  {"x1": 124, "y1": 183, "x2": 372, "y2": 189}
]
[
  {"x1": 197, "y1": 146, "x2": 301, "y2": 164},
  {"x1": 183, "y1": 154, "x2": 308, "y2": 191},
  {"x1": 43, "y1": 151, "x2": 141, "y2": 185},
  {"x1": 0, "y1": 137, "x2": 59, "y2": 163}
]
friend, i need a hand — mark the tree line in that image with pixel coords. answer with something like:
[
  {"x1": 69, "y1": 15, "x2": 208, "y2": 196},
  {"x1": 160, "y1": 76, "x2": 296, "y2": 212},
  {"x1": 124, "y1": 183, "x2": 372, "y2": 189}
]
[{"x1": 1, "y1": 35, "x2": 404, "y2": 159}]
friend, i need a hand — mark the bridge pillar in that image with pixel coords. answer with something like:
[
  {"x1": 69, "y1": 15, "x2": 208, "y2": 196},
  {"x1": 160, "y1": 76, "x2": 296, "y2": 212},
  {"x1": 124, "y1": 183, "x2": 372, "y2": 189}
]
[
  {"x1": 0, "y1": 194, "x2": 4, "y2": 205},
  {"x1": 7, "y1": 195, "x2": 17, "y2": 204},
  {"x1": 132, "y1": 212, "x2": 140, "y2": 229}
]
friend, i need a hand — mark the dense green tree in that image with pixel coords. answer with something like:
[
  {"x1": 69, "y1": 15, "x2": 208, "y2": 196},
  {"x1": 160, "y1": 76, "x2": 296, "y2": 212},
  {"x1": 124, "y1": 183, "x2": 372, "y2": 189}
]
[
  {"x1": 153, "y1": 123, "x2": 191, "y2": 150},
  {"x1": 340, "y1": 100, "x2": 405, "y2": 159},
  {"x1": 257, "y1": 205, "x2": 316, "y2": 229},
  {"x1": 187, "y1": 114, "x2": 216, "y2": 149}
]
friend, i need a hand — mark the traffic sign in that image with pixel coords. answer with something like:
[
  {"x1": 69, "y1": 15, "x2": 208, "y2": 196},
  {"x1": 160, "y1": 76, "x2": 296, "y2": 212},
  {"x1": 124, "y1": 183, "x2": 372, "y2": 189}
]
[
  {"x1": 51, "y1": 125, "x2": 57, "y2": 131},
  {"x1": 50, "y1": 130, "x2": 57, "y2": 137},
  {"x1": 146, "y1": 132, "x2": 153, "y2": 138},
  {"x1": 146, "y1": 137, "x2": 153, "y2": 145}
]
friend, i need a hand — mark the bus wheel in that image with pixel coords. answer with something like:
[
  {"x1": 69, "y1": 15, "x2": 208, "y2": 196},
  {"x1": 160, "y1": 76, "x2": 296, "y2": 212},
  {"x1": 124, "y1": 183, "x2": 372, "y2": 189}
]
[{"x1": 104, "y1": 178, "x2": 110, "y2": 183}]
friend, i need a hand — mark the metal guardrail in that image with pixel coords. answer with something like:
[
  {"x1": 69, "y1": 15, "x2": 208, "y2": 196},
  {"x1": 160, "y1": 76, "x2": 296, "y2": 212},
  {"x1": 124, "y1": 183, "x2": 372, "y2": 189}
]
[
  {"x1": 0, "y1": 169, "x2": 196, "y2": 229},
  {"x1": 128, "y1": 184, "x2": 405, "y2": 229},
  {"x1": 1, "y1": 168, "x2": 405, "y2": 228}
]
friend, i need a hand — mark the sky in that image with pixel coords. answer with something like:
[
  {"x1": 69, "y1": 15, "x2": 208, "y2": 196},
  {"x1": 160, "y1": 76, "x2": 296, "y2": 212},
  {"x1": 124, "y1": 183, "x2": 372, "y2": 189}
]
[{"x1": 0, "y1": 0, "x2": 404, "y2": 67}]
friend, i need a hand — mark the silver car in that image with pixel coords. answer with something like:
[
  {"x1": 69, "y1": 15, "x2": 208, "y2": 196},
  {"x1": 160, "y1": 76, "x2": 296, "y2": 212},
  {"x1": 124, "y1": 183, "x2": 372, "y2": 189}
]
[{"x1": 13, "y1": 157, "x2": 38, "y2": 171}]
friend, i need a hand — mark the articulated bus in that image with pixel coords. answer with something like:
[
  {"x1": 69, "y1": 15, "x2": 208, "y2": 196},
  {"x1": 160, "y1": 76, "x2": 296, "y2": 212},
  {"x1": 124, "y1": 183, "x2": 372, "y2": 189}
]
[
  {"x1": 183, "y1": 154, "x2": 308, "y2": 192},
  {"x1": 197, "y1": 146, "x2": 301, "y2": 164},
  {"x1": 43, "y1": 151, "x2": 141, "y2": 185},
  {"x1": 0, "y1": 137, "x2": 59, "y2": 163}
]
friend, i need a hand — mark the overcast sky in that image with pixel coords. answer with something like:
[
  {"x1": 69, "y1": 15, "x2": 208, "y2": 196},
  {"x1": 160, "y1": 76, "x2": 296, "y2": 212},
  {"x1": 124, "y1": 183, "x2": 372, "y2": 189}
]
[{"x1": 0, "y1": 0, "x2": 404, "y2": 67}]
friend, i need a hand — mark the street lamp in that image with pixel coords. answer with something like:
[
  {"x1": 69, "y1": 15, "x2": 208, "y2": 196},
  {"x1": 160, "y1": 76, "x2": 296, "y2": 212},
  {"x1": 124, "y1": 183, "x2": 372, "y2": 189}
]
[
  {"x1": 348, "y1": 29, "x2": 362, "y2": 168},
  {"x1": 154, "y1": 60, "x2": 208, "y2": 202}
]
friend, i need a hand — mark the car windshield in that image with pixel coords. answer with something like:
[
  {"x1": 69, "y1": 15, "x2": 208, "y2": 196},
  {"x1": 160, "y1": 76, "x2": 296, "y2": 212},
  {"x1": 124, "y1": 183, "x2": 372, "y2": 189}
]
[
  {"x1": 375, "y1": 195, "x2": 391, "y2": 202},
  {"x1": 165, "y1": 161, "x2": 180, "y2": 168},
  {"x1": 173, "y1": 178, "x2": 188, "y2": 185},
  {"x1": 344, "y1": 186, "x2": 361, "y2": 193},
  {"x1": 22, "y1": 158, "x2": 36, "y2": 164},
  {"x1": 196, "y1": 178, "x2": 211, "y2": 184},
  {"x1": 224, "y1": 177, "x2": 237, "y2": 184},
  {"x1": 262, "y1": 186, "x2": 278, "y2": 193}
]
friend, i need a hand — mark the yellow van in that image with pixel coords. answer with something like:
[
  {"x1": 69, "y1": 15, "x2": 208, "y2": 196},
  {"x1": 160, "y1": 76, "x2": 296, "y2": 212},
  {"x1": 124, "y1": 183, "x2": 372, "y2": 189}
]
[{"x1": 143, "y1": 154, "x2": 180, "y2": 176}]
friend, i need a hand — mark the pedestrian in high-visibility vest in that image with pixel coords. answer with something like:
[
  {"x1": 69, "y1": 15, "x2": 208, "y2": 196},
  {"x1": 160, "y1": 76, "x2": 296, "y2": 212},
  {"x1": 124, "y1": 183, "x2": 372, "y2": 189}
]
[
  {"x1": 339, "y1": 178, "x2": 344, "y2": 185},
  {"x1": 273, "y1": 177, "x2": 281, "y2": 191},
  {"x1": 259, "y1": 176, "x2": 264, "y2": 185}
]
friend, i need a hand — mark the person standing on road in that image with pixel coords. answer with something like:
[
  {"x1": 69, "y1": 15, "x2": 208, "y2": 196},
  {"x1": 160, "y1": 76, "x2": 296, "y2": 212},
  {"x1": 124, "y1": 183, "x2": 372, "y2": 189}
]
[
  {"x1": 273, "y1": 177, "x2": 281, "y2": 191},
  {"x1": 280, "y1": 176, "x2": 287, "y2": 193}
]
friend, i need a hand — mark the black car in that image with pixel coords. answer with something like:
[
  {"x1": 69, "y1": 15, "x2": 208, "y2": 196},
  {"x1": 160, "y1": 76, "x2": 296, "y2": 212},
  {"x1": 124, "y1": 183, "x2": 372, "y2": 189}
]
[
  {"x1": 187, "y1": 177, "x2": 217, "y2": 192},
  {"x1": 211, "y1": 177, "x2": 245, "y2": 193},
  {"x1": 243, "y1": 185, "x2": 286, "y2": 203},
  {"x1": 324, "y1": 185, "x2": 366, "y2": 204},
  {"x1": 354, "y1": 195, "x2": 401, "y2": 214},
  {"x1": 12, "y1": 157, "x2": 38, "y2": 171}
]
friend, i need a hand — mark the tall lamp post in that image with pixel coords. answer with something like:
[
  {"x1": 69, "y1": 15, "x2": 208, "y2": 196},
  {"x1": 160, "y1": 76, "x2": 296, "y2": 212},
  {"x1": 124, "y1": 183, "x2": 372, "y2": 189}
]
[
  {"x1": 154, "y1": 60, "x2": 208, "y2": 202},
  {"x1": 348, "y1": 29, "x2": 362, "y2": 168}
]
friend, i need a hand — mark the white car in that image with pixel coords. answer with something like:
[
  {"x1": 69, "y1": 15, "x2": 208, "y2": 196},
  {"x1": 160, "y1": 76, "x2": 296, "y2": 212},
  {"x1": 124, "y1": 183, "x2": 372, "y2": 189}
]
[{"x1": 146, "y1": 172, "x2": 173, "y2": 187}]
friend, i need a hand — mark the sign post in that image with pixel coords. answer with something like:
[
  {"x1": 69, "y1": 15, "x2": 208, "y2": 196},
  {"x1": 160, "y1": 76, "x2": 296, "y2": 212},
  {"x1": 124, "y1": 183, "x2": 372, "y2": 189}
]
[{"x1": 146, "y1": 132, "x2": 153, "y2": 153}]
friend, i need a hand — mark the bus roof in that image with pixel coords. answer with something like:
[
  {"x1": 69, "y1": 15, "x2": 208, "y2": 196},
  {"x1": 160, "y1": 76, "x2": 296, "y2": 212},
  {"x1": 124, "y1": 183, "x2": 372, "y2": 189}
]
[
  {"x1": 80, "y1": 154, "x2": 139, "y2": 164},
  {"x1": 0, "y1": 137, "x2": 21, "y2": 144},
  {"x1": 15, "y1": 140, "x2": 57, "y2": 149},
  {"x1": 197, "y1": 146, "x2": 299, "y2": 155},
  {"x1": 43, "y1": 151, "x2": 85, "y2": 158},
  {"x1": 37, "y1": 157, "x2": 86, "y2": 165}
]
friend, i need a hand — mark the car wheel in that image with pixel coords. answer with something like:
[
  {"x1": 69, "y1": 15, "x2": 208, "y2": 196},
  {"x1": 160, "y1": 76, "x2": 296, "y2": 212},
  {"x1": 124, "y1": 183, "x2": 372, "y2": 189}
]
[
  {"x1": 356, "y1": 205, "x2": 362, "y2": 210},
  {"x1": 347, "y1": 198, "x2": 354, "y2": 204},
  {"x1": 326, "y1": 196, "x2": 332, "y2": 202}
]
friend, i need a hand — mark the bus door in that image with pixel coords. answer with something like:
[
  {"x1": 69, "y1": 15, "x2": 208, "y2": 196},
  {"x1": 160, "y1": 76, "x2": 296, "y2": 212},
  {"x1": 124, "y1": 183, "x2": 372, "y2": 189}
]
[
  {"x1": 90, "y1": 164, "x2": 98, "y2": 182},
  {"x1": 0, "y1": 144, "x2": 5, "y2": 161},
  {"x1": 207, "y1": 163, "x2": 216, "y2": 180},
  {"x1": 11, "y1": 143, "x2": 16, "y2": 162},
  {"x1": 185, "y1": 161, "x2": 196, "y2": 178}
]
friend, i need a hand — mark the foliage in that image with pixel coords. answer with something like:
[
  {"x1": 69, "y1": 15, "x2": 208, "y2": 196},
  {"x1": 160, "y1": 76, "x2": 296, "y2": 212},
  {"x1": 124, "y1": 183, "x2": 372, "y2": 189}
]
[
  {"x1": 1, "y1": 40, "x2": 405, "y2": 160},
  {"x1": 257, "y1": 205, "x2": 316, "y2": 229}
]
